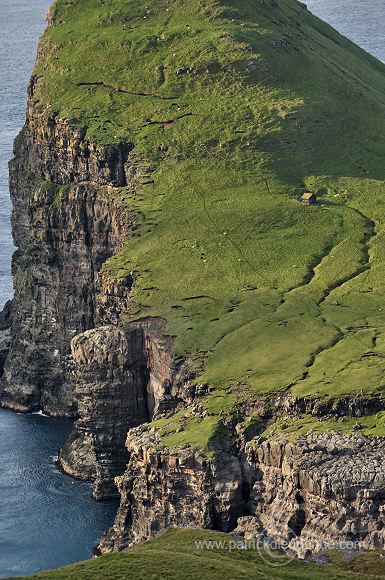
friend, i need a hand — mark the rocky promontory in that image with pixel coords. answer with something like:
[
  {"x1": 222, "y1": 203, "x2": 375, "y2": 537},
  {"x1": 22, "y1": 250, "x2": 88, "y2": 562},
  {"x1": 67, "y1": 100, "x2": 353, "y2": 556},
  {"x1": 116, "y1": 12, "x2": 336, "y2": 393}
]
[
  {"x1": 3, "y1": 0, "x2": 385, "y2": 564},
  {"x1": 100, "y1": 429, "x2": 385, "y2": 558}
]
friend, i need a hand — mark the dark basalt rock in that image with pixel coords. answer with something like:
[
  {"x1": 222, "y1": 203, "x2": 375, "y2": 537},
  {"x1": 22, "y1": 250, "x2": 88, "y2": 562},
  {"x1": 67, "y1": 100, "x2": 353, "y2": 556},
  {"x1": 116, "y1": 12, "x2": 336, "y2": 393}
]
[
  {"x1": 60, "y1": 321, "x2": 197, "y2": 499},
  {"x1": 0, "y1": 79, "x2": 197, "y2": 500},
  {"x1": 0, "y1": 89, "x2": 136, "y2": 416},
  {"x1": 0, "y1": 300, "x2": 12, "y2": 377},
  {"x1": 5, "y1": 8, "x2": 385, "y2": 560}
]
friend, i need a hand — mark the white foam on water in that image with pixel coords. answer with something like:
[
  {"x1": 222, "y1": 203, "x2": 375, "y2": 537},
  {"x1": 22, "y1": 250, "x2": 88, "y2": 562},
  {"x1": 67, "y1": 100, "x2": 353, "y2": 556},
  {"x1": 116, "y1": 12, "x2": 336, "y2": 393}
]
[{"x1": 31, "y1": 410, "x2": 49, "y2": 417}]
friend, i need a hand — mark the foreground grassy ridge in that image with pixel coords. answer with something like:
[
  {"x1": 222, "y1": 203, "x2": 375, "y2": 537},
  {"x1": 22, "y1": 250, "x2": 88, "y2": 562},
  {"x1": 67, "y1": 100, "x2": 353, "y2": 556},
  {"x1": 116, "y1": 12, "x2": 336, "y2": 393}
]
[
  {"x1": 18, "y1": 529, "x2": 385, "y2": 579},
  {"x1": 37, "y1": 0, "x2": 385, "y2": 446}
]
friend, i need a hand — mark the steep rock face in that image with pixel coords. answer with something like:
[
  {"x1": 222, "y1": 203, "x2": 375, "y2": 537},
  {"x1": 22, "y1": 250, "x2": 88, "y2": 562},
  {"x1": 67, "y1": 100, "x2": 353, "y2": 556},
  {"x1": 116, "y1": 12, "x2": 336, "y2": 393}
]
[
  {"x1": 238, "y1": 433, "x2": 385, "y2": 557},
  {"x1": 101, "y1": 430, "x2": 385, "y2": 557},
  {"x1": 276, "y1": 394, "x2": 385, "y2": 419},
  {"x1": 0, "y1": 300, "x2": 12, "y2": 377},
  {"x1": 4, "y1": 1, "x2": 385, "y2": 559},
  {"x1": 138, "y1": 319, "x2": 198, "y2": 418},
  {"x1": 60, "y1": 326, "x2": 150, "y2": 499},
  {"x1": 24, "y1": 76, "x2": 133, "y2": 188},
  {"x1": 99, "y1": 426, "x2": 245, "y2": 552},
  {"x1": 0, "y1": 78, "x2": 136, "y2": 416},
  {"x1": 0, "y1": 73, "x2": 198, "y2": 493},
  {"x1": 61, "y1": 320, "x2": 197, "y2": 499}
]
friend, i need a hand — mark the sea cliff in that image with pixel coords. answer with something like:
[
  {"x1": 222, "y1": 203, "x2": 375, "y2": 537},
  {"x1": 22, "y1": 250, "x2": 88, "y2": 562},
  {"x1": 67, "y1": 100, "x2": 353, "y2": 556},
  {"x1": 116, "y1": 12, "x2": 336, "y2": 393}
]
[{"x1": 3, "y1": 0, "x2": 385, "y2": 560}]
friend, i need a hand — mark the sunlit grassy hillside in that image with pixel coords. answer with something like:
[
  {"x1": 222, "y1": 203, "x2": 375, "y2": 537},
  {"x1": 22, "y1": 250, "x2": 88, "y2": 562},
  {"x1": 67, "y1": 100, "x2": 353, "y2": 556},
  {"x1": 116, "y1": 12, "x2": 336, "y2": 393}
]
[{"x1": 35, "y1": 0, "x2": 385, "y2": 448}]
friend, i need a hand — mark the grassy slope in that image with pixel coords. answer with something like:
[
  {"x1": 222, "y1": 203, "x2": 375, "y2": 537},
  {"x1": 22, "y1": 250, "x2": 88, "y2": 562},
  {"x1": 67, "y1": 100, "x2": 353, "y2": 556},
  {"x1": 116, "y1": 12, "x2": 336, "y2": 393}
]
[
  {"x1": 16, "y1": 529, "x2": 385, "y2": 579},
  {"x1": 36, "y1": 0, "x2": 385, "y2": 448}
]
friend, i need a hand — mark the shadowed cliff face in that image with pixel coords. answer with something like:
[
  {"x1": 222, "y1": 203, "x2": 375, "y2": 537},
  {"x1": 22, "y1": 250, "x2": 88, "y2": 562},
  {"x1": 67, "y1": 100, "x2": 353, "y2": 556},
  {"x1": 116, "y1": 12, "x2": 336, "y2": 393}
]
[
  {"x1": 0, "y1": 78, "x2": 197, "y2": 498},
  {"x1": 0, "y1": 300, "x2": 12, "y2": 377},
  {"x1": 99, "y1": 431, "x2": 385, "y2": 557},
  {"x1": 0, "y1": 81, "x2": 135, "y2": 416},
  {"x1": 59, "y1": 321, "x2": 197, "y2": 500},
  {"x1": 59, "y1": 327, "x2": 151, "y2": 498},
  {"x1": 0, "y1": 85, "x2": 182, "y2": 498}
]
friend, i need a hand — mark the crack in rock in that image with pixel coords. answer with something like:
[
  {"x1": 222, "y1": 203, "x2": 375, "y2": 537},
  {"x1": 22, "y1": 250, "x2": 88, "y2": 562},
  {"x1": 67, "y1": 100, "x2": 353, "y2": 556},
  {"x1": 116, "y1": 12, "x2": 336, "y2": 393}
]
[{"x1": 77, "y1": 81, "x2": 178, "y2": 100}]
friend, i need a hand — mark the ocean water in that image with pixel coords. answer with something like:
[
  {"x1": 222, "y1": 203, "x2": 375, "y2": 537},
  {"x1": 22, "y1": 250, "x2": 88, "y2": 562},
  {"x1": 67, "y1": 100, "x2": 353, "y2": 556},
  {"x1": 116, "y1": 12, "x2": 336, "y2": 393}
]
[
  {"x1": 0, "y1": 0, "x2": 51, "y2": 309},
  {"x1": 0, "y1": 0, "x2": 384, "y2": 577},
  {"x1": 306, "y1": 0, "x2": 385, "y2": 63},
  {"x1": 0, "y1": 408, "x2": 118, "y2": 578},
  {"x1": 0, "y1": 2, "x2": 117, "y2": 578}
]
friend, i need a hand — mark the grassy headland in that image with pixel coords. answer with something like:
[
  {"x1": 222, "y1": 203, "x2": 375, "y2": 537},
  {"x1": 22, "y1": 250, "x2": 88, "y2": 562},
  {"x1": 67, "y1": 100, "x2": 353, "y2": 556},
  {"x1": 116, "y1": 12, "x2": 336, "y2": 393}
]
[{"x1": 33, "y1": 0, "x2": 385, "y2": 449}]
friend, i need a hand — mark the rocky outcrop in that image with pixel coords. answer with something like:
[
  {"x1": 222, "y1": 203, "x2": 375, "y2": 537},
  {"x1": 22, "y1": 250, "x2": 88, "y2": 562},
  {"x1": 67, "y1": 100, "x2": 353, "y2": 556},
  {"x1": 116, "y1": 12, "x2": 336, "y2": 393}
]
[
  {"x1": 60, "y1": 320, "x2": 197, "y2": 499},
  {"x1": 275, "y1": 393, "x2": 385, "y2": 420},
  {"x1": 0, "y1": 300, "x2": 12, "y2": 377},
  {"x1": 60, "y1": 326, "x2": 150, "y2": 499},
  {"x1": 99, "y1": 426, "x2": 245, "y2": 552},
  {"x1": 237, "y1": 433, "x2": 385, "y2": 557},
  {"x1": 4, "y1": 2, "x2": 385, "y2": 562},
  {"x1": 0, "y1": 75, "x2": 138, "y2": 416},
  {"x1": 24, "y1": 75, "x2": 133, "y2": 188},
  {"x1": 0, "y1": 69, "x2": 196, "y2": 499},
  {"x1": 100, "y1": 430, "x2": 385, "y2": 558}
]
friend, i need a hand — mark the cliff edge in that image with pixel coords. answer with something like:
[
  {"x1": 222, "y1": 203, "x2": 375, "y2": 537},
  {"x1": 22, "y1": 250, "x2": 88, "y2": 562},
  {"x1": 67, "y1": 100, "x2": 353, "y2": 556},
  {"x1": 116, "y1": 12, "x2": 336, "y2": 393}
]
[{"x1": 3, "y1": 0, "x2": 385, "y2": 558}]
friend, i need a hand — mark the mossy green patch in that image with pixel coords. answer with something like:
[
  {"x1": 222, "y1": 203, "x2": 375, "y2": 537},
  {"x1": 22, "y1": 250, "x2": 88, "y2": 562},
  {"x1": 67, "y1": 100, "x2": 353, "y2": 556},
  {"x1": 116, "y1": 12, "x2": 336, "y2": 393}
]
[
  {"x1": 260, "y1": 411, "x2": 385, "y2": 441},
  {"x1": 151, "y1": 397, "x2": 238, "y2": 457},
  {"x1": 43, "y1": 181, "x2": 71, "y2": 208}
]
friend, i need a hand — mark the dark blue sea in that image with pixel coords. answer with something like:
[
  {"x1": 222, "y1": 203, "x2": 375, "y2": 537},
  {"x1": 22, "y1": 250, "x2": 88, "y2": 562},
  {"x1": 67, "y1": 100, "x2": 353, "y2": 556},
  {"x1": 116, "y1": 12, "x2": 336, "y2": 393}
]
[
  {"x1": 0, "y1": 409, "x2": 118, "y2": 577},
  {"x1": 307, "y1": 0, "x2": 385, "y2": 63},
  {"x1": 0, "y1": 0, "x2": 384, "y2": 577}
]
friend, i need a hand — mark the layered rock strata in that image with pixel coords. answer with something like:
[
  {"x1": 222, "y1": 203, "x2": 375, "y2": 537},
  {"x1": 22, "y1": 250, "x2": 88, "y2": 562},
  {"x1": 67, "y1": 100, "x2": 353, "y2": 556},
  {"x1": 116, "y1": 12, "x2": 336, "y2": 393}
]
[
  {"x1": 100, "y1": 431, "x2": 385, "y2": 558},
  {"x1": 3, "y1": 5, "x2": 385, "y2": 561},
  {"x1": 0, "y1": 77, "x2": 135, "y2": 416},
  {"x1": 239, "y1": 433, "x2": 385, "y2": 557},
  {"x1": 0, "y1": 300, "x2": 12, "y2": 377},
  {"x1": 4, "y1": 128, "x2": 385, "y2": 552},
  {"x1": 59, "y1": 326, "x2": 150, "y2": 499},
  {"x1": 60, "y1": 321, "x2": 196, "y2": 499},
  {"x1": 0, "y1": 74, "x2": 197, "y2": 500}
]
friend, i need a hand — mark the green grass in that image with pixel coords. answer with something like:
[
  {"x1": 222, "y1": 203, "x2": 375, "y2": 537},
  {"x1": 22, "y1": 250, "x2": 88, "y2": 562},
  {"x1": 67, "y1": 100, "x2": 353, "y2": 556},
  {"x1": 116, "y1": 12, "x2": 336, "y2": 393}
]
[
  {"x1": 33, "y1": 0, "x2": 385, "y2": 448},
  {"x1": 16, "y1": 529, "x2": 385, "y2": 579},
  {"x1": 259, "y1": 410, "x2": 385, "y2": 441}
]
